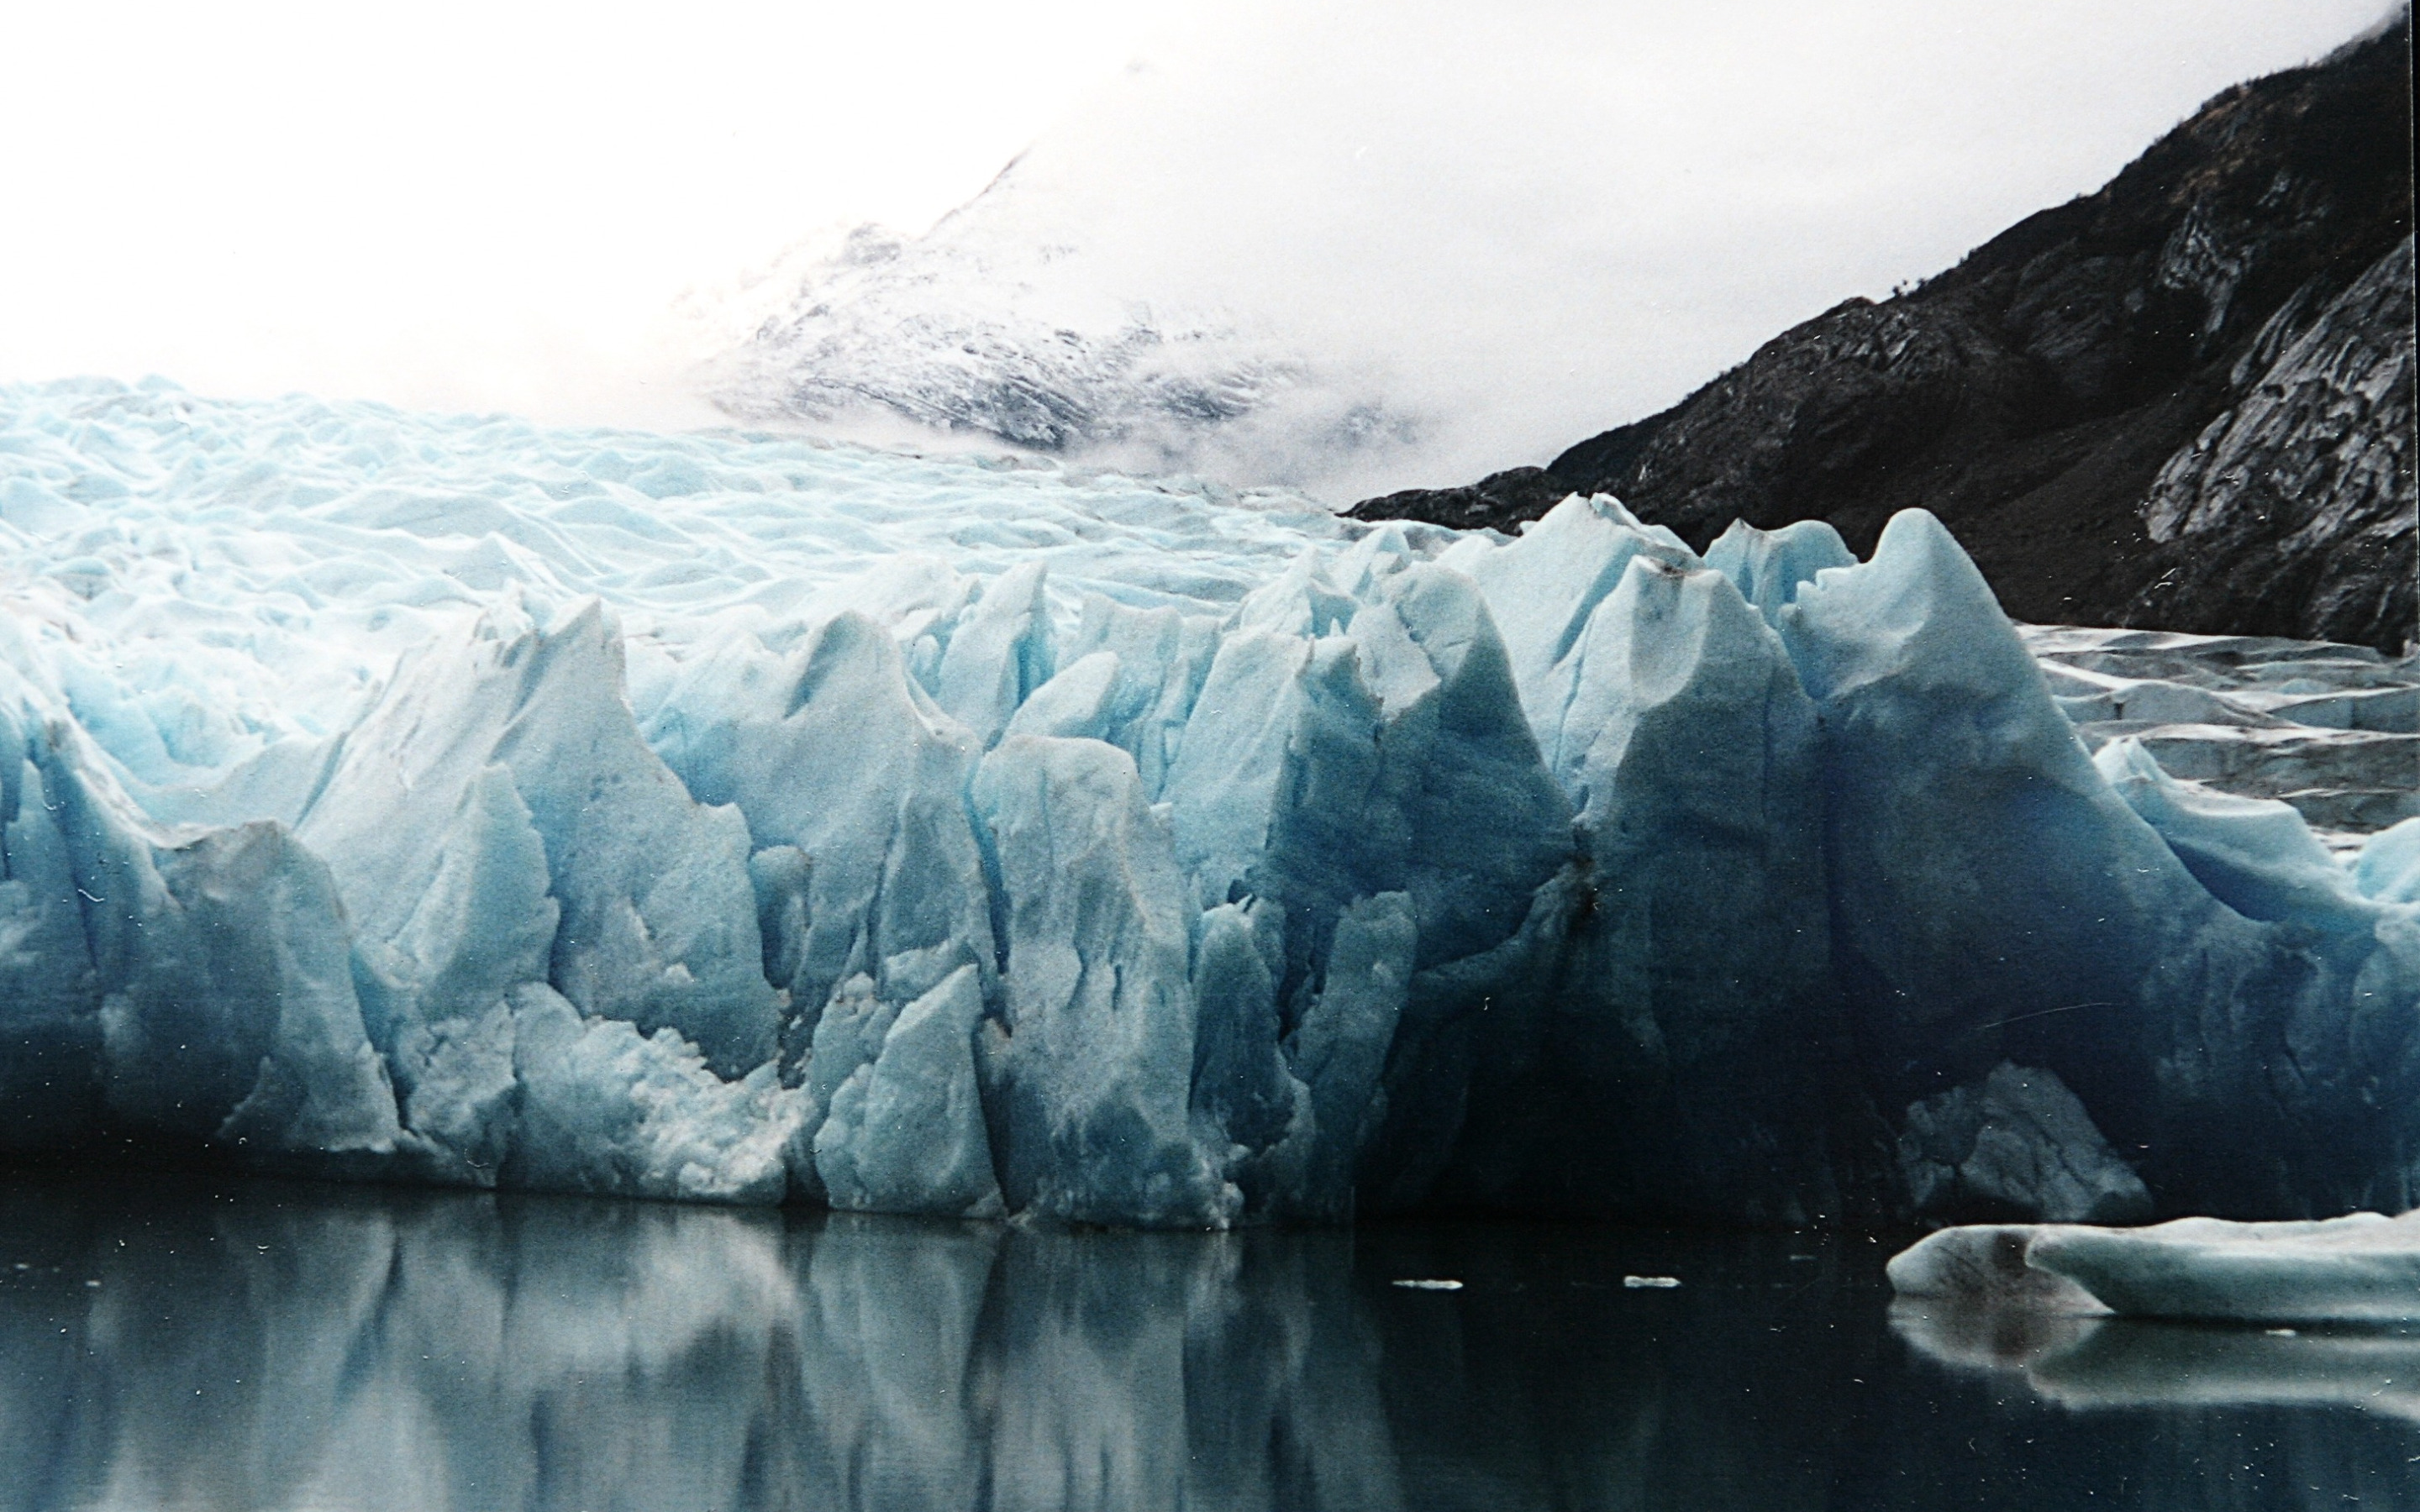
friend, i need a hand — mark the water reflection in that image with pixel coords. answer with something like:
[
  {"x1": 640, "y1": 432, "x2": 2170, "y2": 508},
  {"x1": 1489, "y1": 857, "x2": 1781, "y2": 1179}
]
[
  {"x1": 2, "y1": 1174, "x2": 2413, "y2": 1511},
  {"x1": 1896, "y1": 1299, "x2": 2420, "y2": 1422}
]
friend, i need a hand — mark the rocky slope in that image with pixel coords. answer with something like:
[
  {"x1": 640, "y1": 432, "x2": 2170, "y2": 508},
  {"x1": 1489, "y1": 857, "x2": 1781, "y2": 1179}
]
[{"x1": 1354, "y1": 17, "x2": 2416, "y2": 652}]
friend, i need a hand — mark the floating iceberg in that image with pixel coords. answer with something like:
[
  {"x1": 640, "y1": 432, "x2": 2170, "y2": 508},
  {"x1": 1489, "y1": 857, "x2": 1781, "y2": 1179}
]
[
  {"x1": 1890, "y1": 1212, "x2": 2420, "y2": 1425},
  {"x1": 3, "y1": 381, "x2": 2416, "y2": 1226},
  {"x1": 1890, "y1": 1212, "x2": 2420, "y2": 1323}
]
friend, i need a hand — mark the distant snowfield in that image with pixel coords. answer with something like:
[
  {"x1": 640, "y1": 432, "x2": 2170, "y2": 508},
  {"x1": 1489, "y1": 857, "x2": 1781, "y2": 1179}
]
[
  {"x1": 9, "y1": 381, "x2": 2400, "y2": 826},
  {"x1": 0, "y1": 381, "x2": 1344, "y2": 764}
]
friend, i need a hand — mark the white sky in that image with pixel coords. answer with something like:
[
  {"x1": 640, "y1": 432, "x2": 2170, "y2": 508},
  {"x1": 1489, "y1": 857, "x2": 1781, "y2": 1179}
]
[
  {"x1": 0, "y1": 1, "x2": 1190, "y2": 424},
  {"x1": 0, "y1": 1, "x2": 2395, "y2": 444}
]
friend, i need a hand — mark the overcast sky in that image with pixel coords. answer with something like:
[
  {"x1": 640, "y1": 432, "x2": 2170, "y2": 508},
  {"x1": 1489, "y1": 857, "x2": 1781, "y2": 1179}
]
[
  {"x1": 0, "y1": 0, "x2": 1190, "y2": 423},
  {"x1": 0, "y1": 0, "x2": 2392, "y2": 449}
]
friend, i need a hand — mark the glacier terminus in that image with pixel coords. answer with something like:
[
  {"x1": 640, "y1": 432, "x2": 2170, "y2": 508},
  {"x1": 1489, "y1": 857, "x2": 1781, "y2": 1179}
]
[{"x1": 2, "y1": 380, "x2": 2414, "y2": 1229}]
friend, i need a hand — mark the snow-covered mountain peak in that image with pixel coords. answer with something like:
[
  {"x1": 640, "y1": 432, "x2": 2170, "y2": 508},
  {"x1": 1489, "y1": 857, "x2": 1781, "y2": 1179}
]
[{"x1": 709, "y1": 144, "x2": 1422, "y2": 489}]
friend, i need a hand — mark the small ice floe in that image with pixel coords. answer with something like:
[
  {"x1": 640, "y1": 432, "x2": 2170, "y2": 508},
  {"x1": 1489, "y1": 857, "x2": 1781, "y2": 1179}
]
[
  {"x1": 1890, "y1": 1210, "x2": 2420, "y2": 1324},
  {"x1": 1622, "y1": 1275, "x2": 1682, "y2": 1289},
  {"x1": 1887, "y1": 1210, "x2": 2420, "y2": 1422},
  {"x1": 1890, "y1": 1215, "x2": 2420, "y2": 1424},
  {"x1": 1392, "y1": 1278, "x2": 1464, "y2": 1291}
]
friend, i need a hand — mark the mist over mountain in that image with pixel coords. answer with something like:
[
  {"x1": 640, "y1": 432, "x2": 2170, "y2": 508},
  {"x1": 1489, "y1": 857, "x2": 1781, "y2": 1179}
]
[
  {"x1": 1357, "y1": 13, "x2": 2417, "y2": 650},
  {"x1": 709, "y1": 156, "x2": 1416, "y2": 490},
  {"x1": 708, "y1": 1, "x2": 2387, "y2": 502}
]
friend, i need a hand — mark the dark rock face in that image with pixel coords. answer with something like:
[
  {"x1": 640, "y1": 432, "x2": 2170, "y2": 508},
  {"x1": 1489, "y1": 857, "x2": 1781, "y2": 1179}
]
[
  {"x1": 1345, "y1": 467, "x2": 1573, "y2": 532},
  {"x1": 1353, "y1": 20, "x2": 2417, "y2": 651},
  {"x1": 2131, "y1": 235, "x2": 2414, "y2": 648}
]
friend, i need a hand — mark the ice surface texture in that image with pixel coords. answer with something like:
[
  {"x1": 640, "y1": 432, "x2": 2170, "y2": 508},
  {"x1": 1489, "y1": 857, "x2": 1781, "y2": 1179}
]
[
  {"x1": 2024, "y1": 623, "x2": 2420, "y2": 847},
  {"x1": 1890, "y1": 1210, "x2": 2420, "y2": 1324},
  {"x1": 3, "y1": 381, "x2": 2415, "y2": 1226}
]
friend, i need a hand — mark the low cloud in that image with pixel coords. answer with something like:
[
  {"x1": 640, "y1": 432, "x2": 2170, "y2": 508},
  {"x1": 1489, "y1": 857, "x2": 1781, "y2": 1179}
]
[{"x1": 719, "y1": 0, "x2": 2391, "y2": 500}]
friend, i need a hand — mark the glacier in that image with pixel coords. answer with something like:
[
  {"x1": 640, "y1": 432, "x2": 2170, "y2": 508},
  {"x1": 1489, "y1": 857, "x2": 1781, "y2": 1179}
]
[{"x1": 2, "y1": 379, "x2": 2415, "y2": 1226}]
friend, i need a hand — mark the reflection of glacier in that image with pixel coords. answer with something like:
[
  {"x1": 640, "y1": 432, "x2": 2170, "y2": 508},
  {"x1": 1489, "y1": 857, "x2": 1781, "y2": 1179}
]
[
  {"x1": 6, "y1": 1175, "x2": 2414, "y2": 1512},
  {"x1": 1, "y1": 381, "x2": 2416, "y2": 1226},
  {"x1": 0, "y1": 1179, "x2": 1395, "y2": 1512},
  {"x1": 1895, "y1": 1294, "x2": 2420, "y2": 1425}
]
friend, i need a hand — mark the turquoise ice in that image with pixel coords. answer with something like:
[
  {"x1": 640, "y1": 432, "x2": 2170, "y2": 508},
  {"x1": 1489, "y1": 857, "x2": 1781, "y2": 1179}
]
[{"x1": 3, "y1": 381, "x2": 2413, "y2": 1226}]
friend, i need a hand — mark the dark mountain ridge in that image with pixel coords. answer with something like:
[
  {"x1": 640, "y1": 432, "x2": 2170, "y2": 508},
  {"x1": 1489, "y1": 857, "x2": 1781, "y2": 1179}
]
[{"x1": 1354, "y1": 18, "x2": 2417, "y2": 651}]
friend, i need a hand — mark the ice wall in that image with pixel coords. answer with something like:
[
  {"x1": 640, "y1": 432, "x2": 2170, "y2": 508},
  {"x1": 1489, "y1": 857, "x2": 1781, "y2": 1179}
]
[{"x1": 3, "y1": 382, "x2": 2414, "y2": 1226}]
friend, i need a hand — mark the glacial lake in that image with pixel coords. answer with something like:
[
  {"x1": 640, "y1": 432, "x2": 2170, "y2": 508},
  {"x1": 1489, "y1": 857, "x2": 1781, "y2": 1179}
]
[{"x1": 1, "y1": 1171, "x2": 2412, "y2": 1511}]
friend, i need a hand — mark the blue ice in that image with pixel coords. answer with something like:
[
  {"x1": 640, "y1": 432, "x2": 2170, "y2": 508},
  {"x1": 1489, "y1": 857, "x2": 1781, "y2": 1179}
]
[{"x1": 2, "y1": 381, "x2": 2412, "y2": 1229}]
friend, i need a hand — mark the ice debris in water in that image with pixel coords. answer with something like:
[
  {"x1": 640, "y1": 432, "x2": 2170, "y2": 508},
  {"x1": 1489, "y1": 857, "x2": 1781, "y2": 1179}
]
[
  {"x1": 2, "y1": 381, "x2": 2416, "y2": 1227},
  {"x1": 1890, "y1": 1210, "x2": 2420, "y2": 1324}
]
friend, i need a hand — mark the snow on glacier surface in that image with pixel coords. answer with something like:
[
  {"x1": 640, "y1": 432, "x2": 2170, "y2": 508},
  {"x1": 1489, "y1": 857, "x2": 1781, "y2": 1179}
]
[{"x1": 2, "y1": 379, "x2": 2415, "y2": 1227}]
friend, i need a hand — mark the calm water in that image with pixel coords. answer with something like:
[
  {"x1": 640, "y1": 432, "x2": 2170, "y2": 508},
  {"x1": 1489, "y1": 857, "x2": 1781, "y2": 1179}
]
[{"x1": 0, "y1": 1173, "x2": 2412, "y2": 1511}]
